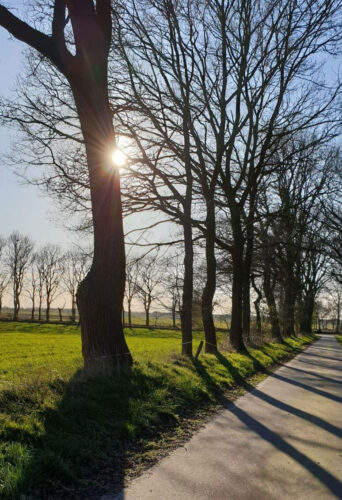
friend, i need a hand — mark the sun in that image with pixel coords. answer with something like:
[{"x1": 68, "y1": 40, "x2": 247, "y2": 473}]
[{"x1": 111, "y1": 148, "x2": 126, "y2": 167}]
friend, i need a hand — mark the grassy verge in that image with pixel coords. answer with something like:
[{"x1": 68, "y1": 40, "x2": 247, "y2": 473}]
[
  {"x1": 0, "y1": 322, "x2": 315, "y2": 498},
  {"x1": 336, "y1": 335, "x2": 342, "y2": 345}
]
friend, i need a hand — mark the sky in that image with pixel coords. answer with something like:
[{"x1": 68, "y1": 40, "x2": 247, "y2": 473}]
[{"x1": 0, "y1": 29, "x2": 76, "y2": 248}]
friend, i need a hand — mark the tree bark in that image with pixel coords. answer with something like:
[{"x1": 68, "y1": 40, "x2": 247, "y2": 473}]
[
  {"x1": 172, "y1": 304, "x2": 176, "y2": 328},
  {"x1": 73, "y1": 76, "x2": 131, "y2": 370},
  {"x1": 181, "y1": 203, "x2": 193, "y2": 356},
  {"x1": 128, "y1": 299, "x2": 132, "y2": 328},
  {"x1": 71, "y1": 294, "x2": 76, "y2": 323},
  {"x1": 300, "y1": 293, "x2": 314, "y2": 333},
  {"x1": 145, "y1": 308, "x2": 149, "y2": 327},
  {"x1": 251, "y1": 276, "x2": 262, "y2": 338},
  {"x1": 263, "y1": 275, "x2": 282, "y2": 340},
  {"x1": 229, "y1": 210, "x2": 246, "y2": 351},
  {"x1": 283, "y1": 276, "x2": 296, "y2": 336},
  {"x1": 201, "y1": 198, "x2": 217, "y2": 353}
]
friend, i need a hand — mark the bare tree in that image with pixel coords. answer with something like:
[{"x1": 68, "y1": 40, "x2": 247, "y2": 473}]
[
  {"x1": 125, "y1": 255, "x2": 140, "y2": 328},
  {"x1": 0, "y1": 237, "x2": 9, "y2": 318},
  {"x1": 136, "y1": 254, "x2": 162, "y2": 327},
  {"x1": 26, "y1": 256, "x2": 38, "y2": 320},
  {"x1": 63, "y1": 249, "x2": 91, "y2": 323},
  {"x1": 0, "y1": 0, "x2": 132, "y2": 369},
  {"x1": 6, "y1": 232, "x2": 33, "y2": 321},
  {"x1": 36, "y1": 244, "x2": 64, "y2": 322}
]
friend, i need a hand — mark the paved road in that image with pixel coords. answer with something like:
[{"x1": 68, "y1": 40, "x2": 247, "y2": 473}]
[{"x1": 113, "y1": 335, "x2": 342, "y2": 500}]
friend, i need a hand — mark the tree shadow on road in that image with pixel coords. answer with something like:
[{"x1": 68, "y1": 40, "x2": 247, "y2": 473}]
[{"x1": 191, "y1": 353, "x2": 342, "y2": 498}]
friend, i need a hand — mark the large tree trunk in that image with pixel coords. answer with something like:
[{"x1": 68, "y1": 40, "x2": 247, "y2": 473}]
[
  {"x1": 74, "y1": 81, "x2": 131, "y2": 371},
  {"x1": 202, "y1": 198, "x2": 217, "y2": 353},
  {"x1": 229, "y1": 211, "x2": 246, "y2": 351},
  {"x1": 181, "y1": 205, "x2": 193, "y2": 356}
]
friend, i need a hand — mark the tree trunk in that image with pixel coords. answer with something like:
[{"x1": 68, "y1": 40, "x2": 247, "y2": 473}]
[
  {"x1": 181, "y1": 206, "x2": 193, "y2": 356},
  {"x1": 251, "y1": 276, "x2": 262, "y2": 338},
  {"x1": 300, "y1": 293, "x2": 315, "y2": 334},
  {"x1": 202, "y1": 198, "x2": 217, "y2": 353},
  {"x1": 38, "y1": 298, "x2": 42, "y2": 322},
  {"x1": 122, "y1": 307, "x2": 125, "y2": 326},
  {"x1": 73, "y1": 80, "x2": 131, "y2": 371},
  {"x1": 283, "y1": 276, "x2": 296, "y2": 336},
  {"x1": 263, "y1": 272, "x2": 281, "y2": 340},
  {"x1": 145, "y1": 305, "x2": 150, "y2": 327},
  {"x1": 31, "y1": 299, "x2": 35, "y2": 321},
  {"x1": 71, "y1": 294, "x2": 76, "y2": 323},
  {"x1": 229, "y1": 211, "x2": 246, "y2": 351},
  {"x1": 128, "y1": 299, "x2": 132, "y2": 328},
  {"x1": 172, "y1": 304, "x2": 176, "y2": 328},
  {"x1": 46, "y1": 301, "x2": 50, "y2": 322}
]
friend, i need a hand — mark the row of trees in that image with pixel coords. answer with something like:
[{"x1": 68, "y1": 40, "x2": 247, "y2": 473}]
[
  {"x1": 0, "y1": 233, "x2": 182, "y2": 327},
  {"x1": 0, "y1": 233, "x2": 90, "y2": 322},
  {"x1": 1, "y1": 0, "x2": 342, "y2": 370}
]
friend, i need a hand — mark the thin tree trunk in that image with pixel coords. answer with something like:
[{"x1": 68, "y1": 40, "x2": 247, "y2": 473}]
[
  {"x1": 31, "y1": 298, "x2": 35, "y2": 321},
  {"x1": 145, "y1": 307, "x2": 150, "y2": 327},
  {"x1": 263, "y1": 271, "x2": 282, "y2": 340},
  {"x1": 229, "y1": 211, "x2": 246, "y2": 351},
  {"x1": 71, "y1": 293, "x2": 76, "y2": 323},
  {"x1": 172, "y1": 304, "x2": 176, "y2": 328},
  {"x1": 202, "y1": 198, "x2": 217, "y2": 353},
  {"x1": 181, "y1": 208, "x2": 193, "y2": 356},
  {"x1": 38, "y1": 297, "x2": 42, "y2": 322},
  {"x1": 128, "y1": 299, "x2": 132, "y2": 328},
  {"x1": 251, "y1": 276, "x2": 262, "y2": 338},
  {"x1": 46, "y1": 300, "x2": 50, "y2": 322},
  {"x1": 283, "y1": 276, "x2": 296, "y2": 336}
]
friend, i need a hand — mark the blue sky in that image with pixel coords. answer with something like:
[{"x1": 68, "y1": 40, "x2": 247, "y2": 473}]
[{"x1": 0, "y1": 29, "x2": 76, "y2": 247}]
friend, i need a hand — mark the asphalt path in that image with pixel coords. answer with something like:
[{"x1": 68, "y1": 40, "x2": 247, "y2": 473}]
[{"x1": 111, "y1": 335, "x2": 342, "y2": 500}]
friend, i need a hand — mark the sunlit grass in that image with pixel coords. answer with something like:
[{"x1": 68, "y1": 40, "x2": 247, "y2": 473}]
[{"x1": 0, "y1": 322, "x2": 314, "y2": 498}]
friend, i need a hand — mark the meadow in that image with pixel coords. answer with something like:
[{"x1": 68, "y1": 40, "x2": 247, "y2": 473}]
[{"x1": 0, "y1": 322, "x2": 314, "y2": 498}]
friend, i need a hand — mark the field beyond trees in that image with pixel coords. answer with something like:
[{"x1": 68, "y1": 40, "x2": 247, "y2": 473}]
[{"x1": 0, "y1": 322, "x2": 314, "y2": 498}]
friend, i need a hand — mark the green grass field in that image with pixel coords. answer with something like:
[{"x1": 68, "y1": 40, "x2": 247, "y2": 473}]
[{"x1": 0, "y1": 322, "x2": 314, "y2": 498}]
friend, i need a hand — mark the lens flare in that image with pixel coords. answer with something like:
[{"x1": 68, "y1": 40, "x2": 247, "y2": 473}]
[{"x1": 111, "y1": 149, "x2": 126, "y2": 167}]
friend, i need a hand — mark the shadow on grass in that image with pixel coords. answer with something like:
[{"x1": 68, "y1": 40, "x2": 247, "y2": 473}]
[
  {"x1": 191, "y1": 352, "x2": 342, "y2": 498},
  {"x1": 1, "y1": 364, "x2": 186, "y2": 498}
]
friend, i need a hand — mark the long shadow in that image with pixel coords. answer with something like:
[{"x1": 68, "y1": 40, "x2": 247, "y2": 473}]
[
  {"x1": 10, "y1": 367, "x2": 133, "y2": 498},
  {"x1": 276, "y1": 363, "x2": 342, "y2": 386},
  {"x1": 297, "y1": 351, "x2": 342, "y2": 363},
  {"x1": 3, "y1": 363, "x2": 185, "y2": 498},
  {"x1": 214, "y1": 352, "x2": 342, "y2": 440},
  {"x1": 192, "y1": 356, "x2": 342, "y2": 498},
  {"x1": 300, "y1": 358, "x2": 342, "y2": 373},
  {"x1": 265, "y1": 371, "x2": 342, "y2": 403},
  {"x1": 246, "y1": 350, "x2": 342, "y2": 404}
]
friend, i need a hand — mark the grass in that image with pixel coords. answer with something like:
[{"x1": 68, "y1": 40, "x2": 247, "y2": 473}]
[
  {"x1": 336, "y1": 335, "x2": 342, "y2": 345},
  {"x1": 0, "y1": 322, "x2": 315, "y2": 498}
]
